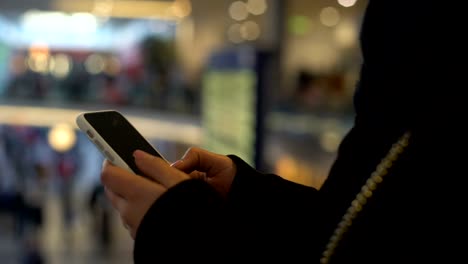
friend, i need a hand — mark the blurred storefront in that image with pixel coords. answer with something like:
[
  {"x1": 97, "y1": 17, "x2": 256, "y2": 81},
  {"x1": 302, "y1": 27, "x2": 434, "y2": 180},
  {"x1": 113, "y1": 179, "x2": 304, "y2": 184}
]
[{"x1": 0, "y1": 0, "x2": 367, "y2": 263}]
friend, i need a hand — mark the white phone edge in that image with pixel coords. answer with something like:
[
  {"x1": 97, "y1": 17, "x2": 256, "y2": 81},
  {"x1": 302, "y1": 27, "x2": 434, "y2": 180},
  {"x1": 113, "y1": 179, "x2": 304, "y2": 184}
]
[{"x1": 76, "y1": 112, "x2": 134, "y2": 174}]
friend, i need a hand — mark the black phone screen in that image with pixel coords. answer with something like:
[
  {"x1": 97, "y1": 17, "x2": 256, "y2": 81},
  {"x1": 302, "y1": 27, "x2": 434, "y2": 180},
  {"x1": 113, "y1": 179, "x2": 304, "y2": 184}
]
[{"x1": 84, "y1": 111, "x2": 162, "y2": 175}]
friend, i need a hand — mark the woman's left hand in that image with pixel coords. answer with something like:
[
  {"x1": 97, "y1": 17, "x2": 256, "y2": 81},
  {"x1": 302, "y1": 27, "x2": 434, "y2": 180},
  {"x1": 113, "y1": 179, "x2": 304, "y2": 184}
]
[{"x1": 101, "y1": 150, "x2": 190, "y2": 239}]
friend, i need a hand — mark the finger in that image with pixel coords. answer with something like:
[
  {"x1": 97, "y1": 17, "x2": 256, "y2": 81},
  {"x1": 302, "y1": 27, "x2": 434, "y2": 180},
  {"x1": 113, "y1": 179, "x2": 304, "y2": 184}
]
[
  {"x1": 189, "y1": 171, "x2": 207, "y2": 180},
  {"x1": 171, "y1": 159, "x2": 191, "y2": 173},
  {"x1": 121, "y1": 217, "x2": 131, "y2": 231},
  {"x1": 173, "y1": 147, "x2": 213, "y2": 173},
  {"x1": 101, "y1": 162, "x2": 137, "y2": 198},
  {"x1": 107, "y1": 188, "x2": 137, "y2": 233},
  {"x1": 177, "y1": 147, "x2": 233, "y2": 177},
  {"x1": 105, "y1": 187, "x2": 127, "y2": 212},
  {"x1": 107, "y1": 188, "x2": 139, "y2": 237},
  {"x1": 129, "y1": 227, "x2": 136, "y2": 241},
  {"x1": 171, "y1": 159, "x2": 183, "y2": 168},
  {"x1": 101, "y1": 161, "x2": 163, "y2": 199},
  {"x1": 120, "y1": 213, "x2": 136, "y2": 240},
  {"x1": 102, "y1": 159, "x2": 112, "y2": 171},
  {"x1": 134, "y1": 150, "x2": 187, "y2": 188}
]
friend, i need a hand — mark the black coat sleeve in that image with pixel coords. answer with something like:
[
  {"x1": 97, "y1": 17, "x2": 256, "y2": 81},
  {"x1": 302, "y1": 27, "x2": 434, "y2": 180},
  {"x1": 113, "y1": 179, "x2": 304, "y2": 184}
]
[
  {"x1": 134, "y1": 179, "x2": 227, "y2": 263},
  {"x1": 226, "y1": 155, "x2": 322, "y2": 259},
  {"x1": 227, "y1": 155, "x2": 319, "y2": 217},
  {"x1": 134, "y1": 156, "x2": 321, "y2": 262}
]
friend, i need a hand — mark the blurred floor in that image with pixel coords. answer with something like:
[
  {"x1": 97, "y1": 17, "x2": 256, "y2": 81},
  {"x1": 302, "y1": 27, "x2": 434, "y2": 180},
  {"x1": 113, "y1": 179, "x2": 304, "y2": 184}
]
[{"x1": 0, "y1": 189, "x2": 134, "y2": 264}]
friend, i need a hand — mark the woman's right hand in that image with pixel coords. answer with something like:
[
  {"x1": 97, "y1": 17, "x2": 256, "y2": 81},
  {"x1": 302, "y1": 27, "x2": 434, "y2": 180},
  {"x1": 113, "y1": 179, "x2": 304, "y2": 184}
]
[{"x1": 171, "y1": 147, "x2": 237, "y2": 198}]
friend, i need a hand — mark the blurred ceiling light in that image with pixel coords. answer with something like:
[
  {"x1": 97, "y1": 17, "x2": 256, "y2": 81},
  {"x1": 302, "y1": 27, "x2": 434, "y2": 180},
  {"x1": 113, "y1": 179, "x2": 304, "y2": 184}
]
[
  {"x1": 27, "y1": 54, "x2": 49, "y2": 74},
  {"x1": 246, "y1": 0, "x2": 268, "y2": 16},
  {"x1": 320, "y1": 130, "x2": 342, "y2": 153},
  {"x1": 320, "y1": 7, "x2": 341, "y2": 27},
  {"x1": 50, "y1": 54, "x2": 72, "y2": 78},
  {"x1": 227, "y1": 23, "x2": 244, "y2": 43},
  {"x1": 29, "y1": 42, "x2": 50, "y2": 58},
  {"x1": 338, "y1": 0, "x2": 358, "y2": 8},
  {"x1": 170, "y1": 0, "x2": 192, "y2": 19},
  {"x1": 27, "y1": 44, "x2": 50, "y2": 74},
  {"x1": 48, "y1": 56, "x2": 56, "y2": 73},
  {"x1": 22, "y1": 10, "x2": 66, "y2": 31},
  {"x1": 70, "y1": 12, "x2": 98, "y2": 34},
  {"x1": 85, "y1": 54, "x2": 106, "y2": 74},
  {"x1": 229, "y1": 1, "x2": 249, "y2": 21},
  {"x1": 54, "y1": 0, "x2": 180, "y2": 20},
  {"x1": 105, "y1": 56, "x2": 121, "y2": 76},
  {"x1": 48, "y1": 123, "x2": 77, "y2": 152},
  {"x1": 334, "y1": 21, "x2": 357, "y2": 48},
  {"x1": 21, "y1": 10, "x2": 98, "y2": 34},
  {"x1": 240, "y1": 21, "x2": 261, "y2": 41}
]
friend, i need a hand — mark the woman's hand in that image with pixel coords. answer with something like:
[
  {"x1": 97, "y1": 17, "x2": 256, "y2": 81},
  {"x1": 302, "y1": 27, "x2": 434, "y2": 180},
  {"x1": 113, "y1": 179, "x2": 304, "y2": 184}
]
[
  {"x1": 101, "y1": 150, "x2": 189, "y2": 239},
  {"x1": 171, "y1": 147, "x2": 237, "y2": 198}
]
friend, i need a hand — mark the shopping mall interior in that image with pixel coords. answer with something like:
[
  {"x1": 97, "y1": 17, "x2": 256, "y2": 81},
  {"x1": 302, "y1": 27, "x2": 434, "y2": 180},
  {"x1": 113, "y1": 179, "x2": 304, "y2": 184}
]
[{"x1": 0, "y1": 0, "x2": 367, "y2": 263}]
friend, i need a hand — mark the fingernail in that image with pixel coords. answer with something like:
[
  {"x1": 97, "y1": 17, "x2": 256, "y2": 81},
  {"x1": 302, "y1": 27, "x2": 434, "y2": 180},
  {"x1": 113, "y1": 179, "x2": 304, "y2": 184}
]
[
  {"x1": 133, "y1": 150, "x2": 149, "y2": 160},
  {"x1": 171, "y1": 160, "x2": 183, "y2": 167}
]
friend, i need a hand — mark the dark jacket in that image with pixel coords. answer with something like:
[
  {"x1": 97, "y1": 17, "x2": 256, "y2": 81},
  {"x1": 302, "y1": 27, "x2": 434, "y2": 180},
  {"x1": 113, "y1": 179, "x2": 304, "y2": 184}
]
[{"x1": 134, "y1": 1, "x2": 462, "y2": 263}]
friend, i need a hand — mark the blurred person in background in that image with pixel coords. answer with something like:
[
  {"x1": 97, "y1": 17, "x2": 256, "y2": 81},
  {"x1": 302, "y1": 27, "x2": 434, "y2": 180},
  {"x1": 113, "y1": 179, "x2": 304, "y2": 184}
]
[
  {"x1": 56, "y1": 151, "x2": 78, "y2": 235},
  {"x1": 0, "y1": 127, "x2": 48, "y2": 264},
  {"x1": 19, "y1": 128, "x2": 51, "y2": 264},
  {"x1": 63, "y1": 60, "x2": 90, "y2": 103},
  {"x1": 0, "y1": 126, "x2": 23, "y2": 236},
  {"x1": 140, "y1": 36, "x2": 175, "y2": 110},
  {"x1": 5, "y1": 64, "x2": 47, "y2": 100},
  {"x1": 88, "y1": 184, "x2": 113, "y2": 252},
  {"x1": 99, "y1": 1, "x2": 461, "y2": 263},
  {"x1": 278, "y1": 70, "x2": 326, "y2": 113},
  {"x1": 101, "y1": 75, "x2": 127, "y2": 105}
]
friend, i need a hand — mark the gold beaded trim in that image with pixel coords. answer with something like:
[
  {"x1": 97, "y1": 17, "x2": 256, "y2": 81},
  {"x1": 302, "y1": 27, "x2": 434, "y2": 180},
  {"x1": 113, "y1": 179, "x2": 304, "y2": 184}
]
[{"x1": 320, "y1": 132, "x2": 411, "y2": 264}]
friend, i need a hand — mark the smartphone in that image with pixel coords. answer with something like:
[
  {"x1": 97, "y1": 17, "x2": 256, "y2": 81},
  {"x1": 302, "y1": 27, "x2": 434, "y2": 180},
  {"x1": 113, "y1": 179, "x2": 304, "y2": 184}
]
[{"x1": 76, "y1": 110, "x2": 168, "y2": 175}]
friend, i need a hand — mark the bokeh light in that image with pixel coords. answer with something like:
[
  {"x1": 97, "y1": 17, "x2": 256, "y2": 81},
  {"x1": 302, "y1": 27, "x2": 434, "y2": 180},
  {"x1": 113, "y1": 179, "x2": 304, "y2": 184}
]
[
  {"x1": 246, "y1": 0, "x2": 268, "y2": 16},
  {"x1": 320, "y1": 7, "x2": 341, "y2": 27},
  {"x1": 338, "y1": 0, "x2": 358, "y2": 8},
  {"x1": 240, "y1": 21, "x2": 261, "y2": 41},
  {"x1": 229, "y1": 1, "x2": 249, "y2": 21},
  {"x1": 48, "y1": 123, "x2": 77, "y2": 152}
]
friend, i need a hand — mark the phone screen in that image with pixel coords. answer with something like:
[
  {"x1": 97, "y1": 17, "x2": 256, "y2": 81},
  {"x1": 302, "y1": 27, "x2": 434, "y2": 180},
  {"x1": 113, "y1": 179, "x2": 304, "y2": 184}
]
[{"x1": 84, "y1": 111, "x2": 163, "y2": 175}]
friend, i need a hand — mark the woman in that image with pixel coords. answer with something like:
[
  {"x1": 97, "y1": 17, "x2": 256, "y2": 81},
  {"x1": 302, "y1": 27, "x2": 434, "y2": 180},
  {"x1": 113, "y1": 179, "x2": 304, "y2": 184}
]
[{"x1": 101, "y1": 1, "x2": 461, "y2": 263}]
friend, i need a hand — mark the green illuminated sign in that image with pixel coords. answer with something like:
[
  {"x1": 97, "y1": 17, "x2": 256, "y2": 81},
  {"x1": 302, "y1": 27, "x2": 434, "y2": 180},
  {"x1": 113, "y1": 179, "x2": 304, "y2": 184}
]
[{"x1": 202, "y1": 69, "x2": 257, "y2": 166}]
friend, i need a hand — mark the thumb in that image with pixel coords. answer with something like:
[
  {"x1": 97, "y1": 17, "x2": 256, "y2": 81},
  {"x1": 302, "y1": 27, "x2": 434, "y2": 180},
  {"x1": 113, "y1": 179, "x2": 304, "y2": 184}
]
[
  {"x1": 133, "y1": 150, "x2": 187, "y2": 188},
  {"x1": 172, "y1": 147, "x2": 212, "y2": 173}
]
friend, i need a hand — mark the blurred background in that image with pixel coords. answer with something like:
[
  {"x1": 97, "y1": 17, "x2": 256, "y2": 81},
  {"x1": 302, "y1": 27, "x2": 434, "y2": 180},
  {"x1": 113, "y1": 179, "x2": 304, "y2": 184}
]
[{"x1": 0, "y1": 0, "x2": 366, "y2": 263}]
